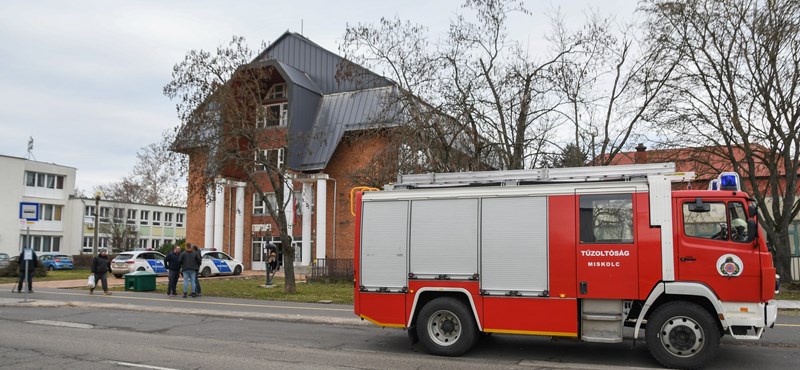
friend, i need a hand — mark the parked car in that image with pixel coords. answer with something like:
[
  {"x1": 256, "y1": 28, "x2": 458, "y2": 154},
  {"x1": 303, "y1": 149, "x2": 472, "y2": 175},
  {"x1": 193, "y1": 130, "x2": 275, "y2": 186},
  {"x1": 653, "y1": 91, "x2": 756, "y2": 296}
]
[
  {"x1": 0, "y1": 253, "x2": 10, "y2": 269},
  {"x1": 199, "y1": 250, "x2": 244, "y2": 277},
  {"x1": 38, "y1": 253, "x2": 74, "y2": 271},
  {"x1": 111, "y1": 250, "x2": 168, "y2": 278}
]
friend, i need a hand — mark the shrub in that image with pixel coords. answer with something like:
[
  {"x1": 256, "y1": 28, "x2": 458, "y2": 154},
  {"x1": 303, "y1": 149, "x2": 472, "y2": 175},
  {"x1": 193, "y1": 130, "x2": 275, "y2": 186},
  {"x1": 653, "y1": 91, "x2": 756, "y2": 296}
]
[{"x1": 0, "y1": 259, "x2": 47, "y2": 278}]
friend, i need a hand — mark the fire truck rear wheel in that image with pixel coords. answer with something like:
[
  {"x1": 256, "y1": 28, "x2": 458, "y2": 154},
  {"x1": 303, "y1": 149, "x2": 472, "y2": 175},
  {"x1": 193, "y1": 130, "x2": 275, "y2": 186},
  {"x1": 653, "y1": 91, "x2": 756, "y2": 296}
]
[
  {"x1": 645, "y1": 301, "x2": 720, "y2": 369},
  {"x1": 418, "y1": 297, "x2": 478, "y2": 356}
]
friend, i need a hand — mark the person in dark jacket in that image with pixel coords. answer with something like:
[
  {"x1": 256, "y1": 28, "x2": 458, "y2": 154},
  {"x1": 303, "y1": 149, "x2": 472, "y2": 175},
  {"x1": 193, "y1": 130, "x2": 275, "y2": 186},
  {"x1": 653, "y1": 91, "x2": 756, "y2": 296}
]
[
  {"x1": 164, "y1": 245, "x2": 182, "y2": 296},
  {"x1": 90, "y1": 248, "x2": 112, "y2": 295},
  {"x1": 192, "y1": 244, "x2": 203, "y2": 296},
  {"x1": 15, "y1": 249, "x2": 38, "y2": 293},
  {"x1": 178, "y1": 244, "x2": 201, "y2": 298}
]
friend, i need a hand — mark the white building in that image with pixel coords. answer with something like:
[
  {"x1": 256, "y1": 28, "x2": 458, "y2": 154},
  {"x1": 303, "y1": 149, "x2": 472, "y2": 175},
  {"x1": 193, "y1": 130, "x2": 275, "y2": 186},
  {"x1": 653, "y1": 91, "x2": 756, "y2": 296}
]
[{"x1": 0, "y1": 154, "x2": 186, "y2": 256}]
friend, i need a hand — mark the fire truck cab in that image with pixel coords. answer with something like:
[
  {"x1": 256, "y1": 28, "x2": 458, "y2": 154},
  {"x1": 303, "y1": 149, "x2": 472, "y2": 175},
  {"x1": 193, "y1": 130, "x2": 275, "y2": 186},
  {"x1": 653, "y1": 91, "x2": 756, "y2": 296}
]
[{"x1": 353, "y1": 163, "x2": 777, "y2": 369}]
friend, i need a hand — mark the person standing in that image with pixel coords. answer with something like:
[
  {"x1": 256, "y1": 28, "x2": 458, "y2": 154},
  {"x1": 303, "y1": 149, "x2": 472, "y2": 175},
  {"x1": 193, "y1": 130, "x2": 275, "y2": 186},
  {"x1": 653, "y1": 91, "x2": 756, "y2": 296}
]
[
  {"x1": 164, "y1": 245, "x2": 182, "y2": 296},
  {"x1": 178, "y1": 244, "x2": 201, "y2": 298},
  {"x1": 90, "y1": 248, "x2": 112, "y2": 295},
  {"x1": 192, "y1": 244, "x2": 203, "y2": 296},
  {"x1": 15, "y1": 249, "x2": 38, "y2": 293}
]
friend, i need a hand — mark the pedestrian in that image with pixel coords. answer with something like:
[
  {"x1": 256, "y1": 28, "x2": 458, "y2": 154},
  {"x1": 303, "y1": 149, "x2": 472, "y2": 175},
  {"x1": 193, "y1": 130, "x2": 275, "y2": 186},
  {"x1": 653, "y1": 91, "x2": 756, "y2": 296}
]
[
  {"x1": 90, "y1": 248, "x2": 112, "y2": 295},
  {"x1": 178, "y1": 243, "x2": 201, "y2": 298},
  {"x1": 192, "y1": 244, "x2": 203, "y2": 296},
  {"x1": 14, "y1": 249, "x2": 38, "y2": 293},
  {"x1": 164, "y1": 245, "x2": 182, "y2": 296}
]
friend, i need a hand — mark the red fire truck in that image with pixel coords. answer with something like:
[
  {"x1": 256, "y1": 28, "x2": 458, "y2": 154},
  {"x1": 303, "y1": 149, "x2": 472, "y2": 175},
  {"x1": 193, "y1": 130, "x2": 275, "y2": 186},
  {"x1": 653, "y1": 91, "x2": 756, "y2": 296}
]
[{"x1": 353, "y1": 163, "x2": 778, "y2": 369}]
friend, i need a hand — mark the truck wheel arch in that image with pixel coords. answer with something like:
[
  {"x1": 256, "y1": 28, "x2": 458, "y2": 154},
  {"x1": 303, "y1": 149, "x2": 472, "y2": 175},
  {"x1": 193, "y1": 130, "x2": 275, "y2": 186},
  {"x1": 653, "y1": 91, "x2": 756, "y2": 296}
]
[
  {"x1": 408, "y1": 288, "x2": 483, "y2": 331},
  {"x1": 634, "y1": 282, "x2": 727, "y2": 339}
]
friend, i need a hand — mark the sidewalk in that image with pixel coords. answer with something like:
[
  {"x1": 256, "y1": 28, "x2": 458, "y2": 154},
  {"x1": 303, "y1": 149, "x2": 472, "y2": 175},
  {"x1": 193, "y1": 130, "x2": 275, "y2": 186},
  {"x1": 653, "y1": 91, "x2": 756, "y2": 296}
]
[{"x1": 1, "y1": 273, "x2": 797, "y2": 329}]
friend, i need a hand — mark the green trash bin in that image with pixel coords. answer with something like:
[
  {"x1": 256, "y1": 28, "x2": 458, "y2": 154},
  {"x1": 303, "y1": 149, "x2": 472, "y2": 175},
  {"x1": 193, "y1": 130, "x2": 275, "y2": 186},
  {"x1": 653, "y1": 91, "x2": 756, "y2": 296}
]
[{"x1": 124, "y1": 271, "x2": 157, "y2": 291}]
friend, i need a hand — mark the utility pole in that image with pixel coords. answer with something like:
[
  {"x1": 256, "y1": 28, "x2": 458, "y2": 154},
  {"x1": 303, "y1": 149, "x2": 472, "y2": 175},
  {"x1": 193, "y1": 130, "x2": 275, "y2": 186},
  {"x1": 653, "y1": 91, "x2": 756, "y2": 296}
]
[{"x1": 93, "y1": 192, "x2": 101, "y2": 257}]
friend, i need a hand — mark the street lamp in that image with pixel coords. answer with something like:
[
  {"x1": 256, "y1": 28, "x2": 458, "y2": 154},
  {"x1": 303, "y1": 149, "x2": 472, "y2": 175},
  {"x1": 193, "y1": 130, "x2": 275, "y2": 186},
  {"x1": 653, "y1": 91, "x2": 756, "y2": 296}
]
[{"x1": 93, "y1": 191, "x2": 102, "y2": 257}]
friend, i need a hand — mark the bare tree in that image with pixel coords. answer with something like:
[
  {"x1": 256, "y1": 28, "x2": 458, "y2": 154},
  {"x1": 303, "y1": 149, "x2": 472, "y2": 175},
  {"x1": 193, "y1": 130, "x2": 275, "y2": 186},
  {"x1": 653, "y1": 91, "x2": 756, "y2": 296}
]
[
  {"x1": 644, "y1": 0, "x2": 800, "y2": 281},
  {"x1": 548, "y1": 9, "x2": 680, "y2": 165},
  {"x1": 96, "y1": 130, "x2": 187, "y2": 207},
  {"x1": 340, "y1": 0, "x2": 572, "y2": 172},
  {"x1": 164, "y1": 36, "x2": 300, "y2": 293},
  {"x1": 101, "y1": 204, "x2": 138, "y2": 253}
]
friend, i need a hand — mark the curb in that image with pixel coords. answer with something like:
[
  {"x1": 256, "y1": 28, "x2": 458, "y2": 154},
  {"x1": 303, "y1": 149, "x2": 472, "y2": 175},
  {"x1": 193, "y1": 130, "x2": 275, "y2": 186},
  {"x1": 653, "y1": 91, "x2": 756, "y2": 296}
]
[{"x1": 0, "y1": 299, "x2": 369, "y2": 327}]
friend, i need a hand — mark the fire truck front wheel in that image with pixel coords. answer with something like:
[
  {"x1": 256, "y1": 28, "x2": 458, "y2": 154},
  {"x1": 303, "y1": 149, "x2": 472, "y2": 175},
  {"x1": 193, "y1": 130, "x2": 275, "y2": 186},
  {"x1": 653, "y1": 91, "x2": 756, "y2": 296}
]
[
  {"x1": 418, "y1": 297, "x2": 478, "y2": 356},
  {"x1": 645, "y1": 301, "x2": 720, "y2": 369}
]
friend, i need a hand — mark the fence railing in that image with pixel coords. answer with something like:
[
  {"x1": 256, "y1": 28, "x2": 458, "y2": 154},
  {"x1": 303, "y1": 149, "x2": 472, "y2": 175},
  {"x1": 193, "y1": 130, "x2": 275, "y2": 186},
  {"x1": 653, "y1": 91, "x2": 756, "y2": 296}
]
[
  {"x1": 309, "y1": 259, "x2": 354, "y2": 282},
  {"x1": 791, "y1": 256, "x2": 800, "y2": 282}
]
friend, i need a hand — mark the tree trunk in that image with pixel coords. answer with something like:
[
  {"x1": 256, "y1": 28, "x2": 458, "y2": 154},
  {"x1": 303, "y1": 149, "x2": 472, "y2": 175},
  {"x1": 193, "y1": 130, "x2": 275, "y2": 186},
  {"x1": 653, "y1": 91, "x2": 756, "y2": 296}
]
[
  {"x1": 281, "y1": 234, "x2": 297, "y2": 293},
  {"x1": 772, "y1": 232, "x2": 794, "y2": 283}
]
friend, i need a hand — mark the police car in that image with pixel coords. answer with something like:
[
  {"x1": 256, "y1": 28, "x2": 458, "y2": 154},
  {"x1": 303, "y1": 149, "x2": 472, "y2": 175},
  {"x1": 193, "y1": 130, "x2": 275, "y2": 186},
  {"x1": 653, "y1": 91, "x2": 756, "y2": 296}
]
[
  {"x1": 199, "y1": 250, "x2": 244, "y2": 277},
  {"x1": 111, "y1": 250, "x2": 168, "y2": 278}
]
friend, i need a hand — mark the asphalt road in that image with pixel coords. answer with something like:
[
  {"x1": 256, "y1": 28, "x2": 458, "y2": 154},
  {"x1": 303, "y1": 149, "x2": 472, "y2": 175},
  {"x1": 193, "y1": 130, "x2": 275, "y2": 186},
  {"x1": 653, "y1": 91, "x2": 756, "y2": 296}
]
[{"x1": 0, "y1": 303, "x2": 798, "y2": 370}]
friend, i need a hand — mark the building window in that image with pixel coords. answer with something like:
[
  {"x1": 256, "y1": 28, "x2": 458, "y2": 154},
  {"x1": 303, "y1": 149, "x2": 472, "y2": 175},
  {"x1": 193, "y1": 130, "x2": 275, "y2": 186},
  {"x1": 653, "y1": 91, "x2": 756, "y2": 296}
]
[
  {"x1": 153, "y1": 211, "x2": 162, "y2": 226},
  {"x1": 254, "y1": 148, "x2": 284, "y2": 171},
  {"x1": 176, "y1": 214, "x2": 184, "y2": 227},
  {"x1": 113, "y1": 208, "x2": 124, "y2": 221},
  {"x1": 258, "y1": 102, "x2": 288, "y2": 127},
  {"x1": 138, "y1": 239, "x2": 148, "y2": 249},
  {"x1": 165, "y1": 212, "x2": 173, "y2": 226},
  {"x1": 151, "y1": 239, "x2": 161, "y2": 249},
  {"x1": 579, "y1": 194, "x2": 634, "y2": 244},
  {"x1": 164, "y1": 239, "x2": 173, "y2": 246},
  {"x1": 140, "y1": 210, "x2": 149, "y2": 225},
  {"x1": 99, "y1": 207, "x2": 110, "y2": 223},
  {"x1": 267, "y1": 83, "x2": 286, "y2": 99},
  {"x1": 24, "y1": 171, "x2": 65, "y2": 189},
  {"x1": 40, "y1": 204, "x2": 62, "y2": 221},
  {"x1": 85, "y1": 205, "x2": 95, "y2": 217},
  {"x1": 253, "y1": 193, "x2": 277, "y2": 215},
  {"x1": 127, "y1": 209, "x2": 137, "y2": 224},
  {"x1": 83, "y1": 237, "x2": 94, "y2": 248},
  {"x1": 21, "y1": 235, "x2": 61, "y2": 252}
]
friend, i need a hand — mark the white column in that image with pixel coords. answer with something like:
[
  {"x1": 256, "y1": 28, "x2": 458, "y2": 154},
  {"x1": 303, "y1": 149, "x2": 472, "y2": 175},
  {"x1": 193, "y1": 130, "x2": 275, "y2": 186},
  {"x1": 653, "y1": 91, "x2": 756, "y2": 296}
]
[
  {"x1": 283, "y1": 180, "x2": 294, "y2": 257},
  {"x1": 204, "y1": 185, "x2": 214, "y2": 249},
  {"x1": 234, "y1": 183, "x2": 245, "y2": 262},
  {"x1": 315, "y1": 178, "x2": 327, "y2": 260},
  {"x1": 213, "y1": 182, "x2": 225, "y2": 250},
  {"x1": 301, "y1": 182, "x2": 312, "y2": 266}
]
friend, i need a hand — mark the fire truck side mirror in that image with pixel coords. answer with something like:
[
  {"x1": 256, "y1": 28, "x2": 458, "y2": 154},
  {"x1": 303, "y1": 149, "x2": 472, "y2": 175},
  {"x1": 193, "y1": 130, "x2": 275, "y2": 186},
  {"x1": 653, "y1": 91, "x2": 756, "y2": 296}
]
[
  {"x1": 688, "y1": 198, "x2": 710, "y2": 213},
  {"x1": 746, "y1": 219, "x2": 757, "y2": 244},
  {"x1": 747, "y1": 204, "x2": 758, "y2": 218}
]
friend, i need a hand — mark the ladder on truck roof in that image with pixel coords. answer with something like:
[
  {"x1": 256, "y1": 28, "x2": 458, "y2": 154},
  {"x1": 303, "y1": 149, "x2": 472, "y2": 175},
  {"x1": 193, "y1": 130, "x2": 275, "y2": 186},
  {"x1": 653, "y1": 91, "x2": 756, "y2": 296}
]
[{"x1": 392, "y1": 163, "x2": 691, "y2": 189}]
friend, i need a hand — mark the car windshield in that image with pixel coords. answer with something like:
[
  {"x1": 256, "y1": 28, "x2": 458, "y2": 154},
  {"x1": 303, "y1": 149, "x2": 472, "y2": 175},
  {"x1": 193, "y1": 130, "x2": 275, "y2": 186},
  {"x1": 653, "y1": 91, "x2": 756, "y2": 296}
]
[{"x1": 115, "y1": 253, "x2": 134, "y2": 261}]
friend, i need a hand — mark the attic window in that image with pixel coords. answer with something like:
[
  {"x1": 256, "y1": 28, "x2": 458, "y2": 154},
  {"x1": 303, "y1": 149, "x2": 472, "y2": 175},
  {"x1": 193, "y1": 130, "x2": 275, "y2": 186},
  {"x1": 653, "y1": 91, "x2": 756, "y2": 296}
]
[{"x1": 267, "y1": 83, "x2": 286, "y2": 99}]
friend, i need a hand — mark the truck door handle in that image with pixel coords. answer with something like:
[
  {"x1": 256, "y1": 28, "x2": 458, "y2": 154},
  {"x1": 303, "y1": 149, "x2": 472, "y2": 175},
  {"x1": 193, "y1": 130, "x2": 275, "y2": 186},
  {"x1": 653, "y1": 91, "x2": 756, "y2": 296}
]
[{"x1": 680, "y1": 256, "x2": 696, "y2": 262}]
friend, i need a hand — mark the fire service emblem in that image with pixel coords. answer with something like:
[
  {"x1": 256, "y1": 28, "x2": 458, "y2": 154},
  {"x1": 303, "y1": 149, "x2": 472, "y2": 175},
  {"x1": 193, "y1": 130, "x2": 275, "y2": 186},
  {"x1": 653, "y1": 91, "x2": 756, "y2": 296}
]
[{"x1": 717, "y1": 254, "x2": 743, "y2": 277}]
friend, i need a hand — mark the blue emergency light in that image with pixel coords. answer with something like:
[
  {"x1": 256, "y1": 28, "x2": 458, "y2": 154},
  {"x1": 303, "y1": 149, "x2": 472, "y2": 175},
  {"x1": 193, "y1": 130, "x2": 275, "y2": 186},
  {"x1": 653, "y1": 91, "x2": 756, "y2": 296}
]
[
  {"x1": 708, "y1": 179, "x2": 719, "y2": 190},
  {"x1": 718, "y1": 172, "x2": 740, "y2": 191}
]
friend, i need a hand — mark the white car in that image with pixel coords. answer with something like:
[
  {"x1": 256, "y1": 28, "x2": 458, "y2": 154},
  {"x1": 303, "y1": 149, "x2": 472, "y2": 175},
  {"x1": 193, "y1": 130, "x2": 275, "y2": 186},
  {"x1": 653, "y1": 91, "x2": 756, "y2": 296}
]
[
  {"x1": 111, "y1": 250, "x2": 168, "y2": 278},
  {"x1": 199, "y1": 250, "x2": 244, "y2": 277}
]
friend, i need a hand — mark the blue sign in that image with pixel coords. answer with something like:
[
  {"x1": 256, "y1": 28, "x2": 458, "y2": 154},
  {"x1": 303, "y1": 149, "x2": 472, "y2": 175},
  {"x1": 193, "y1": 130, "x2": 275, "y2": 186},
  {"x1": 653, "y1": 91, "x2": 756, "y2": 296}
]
[
  {"x1": 19, "y1": 202, "x2": 39, "y2": 221},
  {"x1": 212, "y1": 259, "x2": 232, "y2": 273}
]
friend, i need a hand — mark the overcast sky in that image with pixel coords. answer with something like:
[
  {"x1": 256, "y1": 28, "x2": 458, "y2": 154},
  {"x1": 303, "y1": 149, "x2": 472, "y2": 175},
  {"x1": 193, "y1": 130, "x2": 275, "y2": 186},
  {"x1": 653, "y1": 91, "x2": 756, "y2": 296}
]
[{"x1": 0, "y1": 0, "x2": 635, "y2": 192}]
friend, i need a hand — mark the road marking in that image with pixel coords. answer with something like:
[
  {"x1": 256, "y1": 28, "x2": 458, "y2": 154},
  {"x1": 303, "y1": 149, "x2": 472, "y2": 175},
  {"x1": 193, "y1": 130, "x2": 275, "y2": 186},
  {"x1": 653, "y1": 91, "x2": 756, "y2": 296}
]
[
  {"x1": 115, "y1": 362, "x2": 178, "y2": 370},
  {"x1": 39, "y1": 290, "x2": 353, "y2": 312},
  {"x1": 776, "y1": 323, "x2": 800, "y2": 327},
  {"x1": 26, "y1": 320, "x2": 93, "y2": 329}
]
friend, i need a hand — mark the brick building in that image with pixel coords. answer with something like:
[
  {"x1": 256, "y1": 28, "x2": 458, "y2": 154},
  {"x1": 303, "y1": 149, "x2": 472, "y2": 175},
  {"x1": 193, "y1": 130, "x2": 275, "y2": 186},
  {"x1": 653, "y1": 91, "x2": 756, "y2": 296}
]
[{"x1": 176, "y1": 32, "x2": 403, "y2": 271}]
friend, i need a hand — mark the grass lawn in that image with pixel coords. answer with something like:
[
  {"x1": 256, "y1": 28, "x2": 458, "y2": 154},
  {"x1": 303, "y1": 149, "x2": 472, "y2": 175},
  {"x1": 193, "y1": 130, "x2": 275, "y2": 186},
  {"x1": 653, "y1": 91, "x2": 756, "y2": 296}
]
[
  {"x1": 776, "y1": 289, "x2": 800, "y2": 301},
  {"x1": 110, "y1": 276, "x2": 355, "y2": 304},
  {"x1": 0, "y1": 269, "x2": 91, "y2": 284}
]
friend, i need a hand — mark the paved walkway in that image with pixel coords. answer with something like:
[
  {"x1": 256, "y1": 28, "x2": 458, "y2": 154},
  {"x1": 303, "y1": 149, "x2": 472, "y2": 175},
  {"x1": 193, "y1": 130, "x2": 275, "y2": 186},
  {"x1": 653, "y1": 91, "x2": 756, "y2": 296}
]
[{"x1": 0, "y1": 272, "x2": 797, "y2": 329}]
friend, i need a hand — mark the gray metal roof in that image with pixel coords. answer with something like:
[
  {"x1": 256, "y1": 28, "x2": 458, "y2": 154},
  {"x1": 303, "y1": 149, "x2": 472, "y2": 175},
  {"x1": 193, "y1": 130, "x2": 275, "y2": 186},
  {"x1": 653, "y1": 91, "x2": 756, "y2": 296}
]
[
  {"x1": 292, "y1": 86, "x2": 402, "y2": 171},
  {"x1": 257, "y1": 32, "x2": 392, "y2": 94}
]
